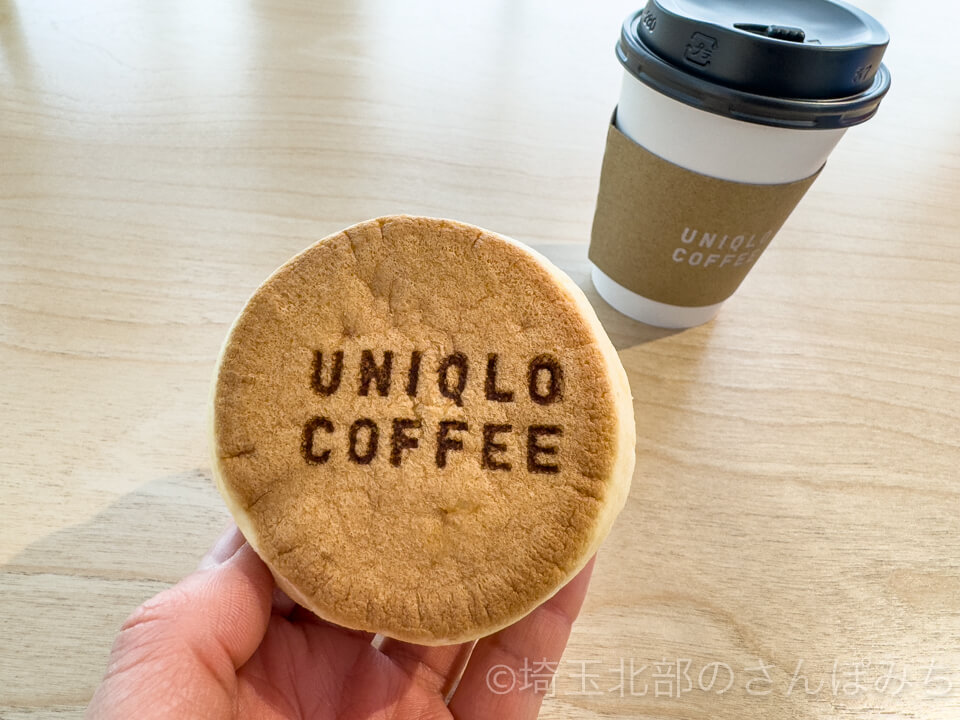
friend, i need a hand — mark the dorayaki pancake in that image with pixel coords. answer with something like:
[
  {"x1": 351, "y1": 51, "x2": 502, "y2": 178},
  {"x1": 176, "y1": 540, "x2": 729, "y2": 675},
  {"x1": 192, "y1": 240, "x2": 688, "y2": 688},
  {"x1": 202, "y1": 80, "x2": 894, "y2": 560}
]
[{"x1": 211, "y1": 215, "x2": 635, "y2": 645}]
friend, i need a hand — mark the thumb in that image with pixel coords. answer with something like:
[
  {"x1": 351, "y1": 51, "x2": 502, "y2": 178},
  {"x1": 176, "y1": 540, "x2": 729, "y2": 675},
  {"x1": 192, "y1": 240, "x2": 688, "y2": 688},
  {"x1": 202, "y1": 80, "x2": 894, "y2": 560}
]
[{"x1": 87, "y1": 525, "x2": 274, "y2": 718}]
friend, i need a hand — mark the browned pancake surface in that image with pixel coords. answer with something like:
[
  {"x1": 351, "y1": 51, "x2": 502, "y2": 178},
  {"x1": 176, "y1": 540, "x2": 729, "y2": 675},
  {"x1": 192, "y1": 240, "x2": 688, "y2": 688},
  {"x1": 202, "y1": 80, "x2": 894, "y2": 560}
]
[{"x1": 213, "y1": 215, "x2": 628, "y2": 643}]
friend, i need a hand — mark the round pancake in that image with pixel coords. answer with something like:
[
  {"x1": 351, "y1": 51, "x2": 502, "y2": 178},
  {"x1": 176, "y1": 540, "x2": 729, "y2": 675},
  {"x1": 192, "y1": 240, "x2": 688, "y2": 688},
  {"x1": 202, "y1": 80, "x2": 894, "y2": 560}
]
[{"x1": 211, "y1": 215, "x2": 635, "y2": 645}]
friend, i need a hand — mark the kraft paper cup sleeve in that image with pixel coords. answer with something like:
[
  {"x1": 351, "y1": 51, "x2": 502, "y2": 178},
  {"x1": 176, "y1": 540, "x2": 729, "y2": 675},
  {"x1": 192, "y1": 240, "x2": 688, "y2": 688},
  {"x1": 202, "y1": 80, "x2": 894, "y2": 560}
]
[{"x1": 589, "y1": 115, "x2": 821, "y2": 308}]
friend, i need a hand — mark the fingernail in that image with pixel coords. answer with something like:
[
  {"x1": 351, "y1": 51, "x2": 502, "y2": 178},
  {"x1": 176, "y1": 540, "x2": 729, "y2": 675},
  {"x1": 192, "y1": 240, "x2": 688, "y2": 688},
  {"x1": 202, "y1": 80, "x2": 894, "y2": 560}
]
[{"x1": 198, "y1": 524, "x2": 245, "y2": 570}]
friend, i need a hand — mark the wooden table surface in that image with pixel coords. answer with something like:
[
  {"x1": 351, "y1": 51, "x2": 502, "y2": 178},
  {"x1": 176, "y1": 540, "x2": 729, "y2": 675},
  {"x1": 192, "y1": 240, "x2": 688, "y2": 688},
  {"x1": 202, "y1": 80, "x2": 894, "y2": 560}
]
[{"x1": 2, "y1": 0, "x2": 958, "y2": 717}]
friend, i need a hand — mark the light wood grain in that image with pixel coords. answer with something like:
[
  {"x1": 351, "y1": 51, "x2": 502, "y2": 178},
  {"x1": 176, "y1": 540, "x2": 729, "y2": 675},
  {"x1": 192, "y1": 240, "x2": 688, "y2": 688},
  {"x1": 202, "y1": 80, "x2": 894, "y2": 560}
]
[{"x1": 2, "y1": 0, "x2": 958, "y2": 717}]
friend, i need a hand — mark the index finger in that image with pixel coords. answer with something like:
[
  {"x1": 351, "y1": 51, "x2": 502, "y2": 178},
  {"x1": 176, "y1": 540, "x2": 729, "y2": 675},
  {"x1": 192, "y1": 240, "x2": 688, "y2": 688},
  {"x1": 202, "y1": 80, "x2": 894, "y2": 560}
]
[{"x1": 447, "y1": 555, "x2": 596, "y2": 720}]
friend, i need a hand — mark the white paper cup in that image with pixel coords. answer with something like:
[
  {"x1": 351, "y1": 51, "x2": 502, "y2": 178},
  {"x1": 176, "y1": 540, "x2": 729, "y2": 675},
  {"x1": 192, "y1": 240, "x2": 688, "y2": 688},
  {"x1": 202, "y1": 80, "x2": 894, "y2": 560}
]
[{"x1": 590, "y1": 1, "x2": 891, "y2": 329}]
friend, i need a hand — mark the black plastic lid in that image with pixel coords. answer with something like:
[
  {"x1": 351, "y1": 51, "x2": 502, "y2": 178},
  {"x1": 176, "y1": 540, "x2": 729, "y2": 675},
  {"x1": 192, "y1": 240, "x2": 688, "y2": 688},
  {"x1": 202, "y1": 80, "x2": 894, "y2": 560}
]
[{"x1": 618, "y1": 0, "x2": 891, "y2": 128}]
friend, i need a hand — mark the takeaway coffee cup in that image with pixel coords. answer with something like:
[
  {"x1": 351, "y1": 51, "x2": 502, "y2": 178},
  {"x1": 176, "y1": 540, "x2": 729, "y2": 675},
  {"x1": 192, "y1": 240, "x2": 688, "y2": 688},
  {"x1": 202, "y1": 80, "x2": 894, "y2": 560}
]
[{"x1": 589, "y1": 0, "x2": 891, "y2": 328}]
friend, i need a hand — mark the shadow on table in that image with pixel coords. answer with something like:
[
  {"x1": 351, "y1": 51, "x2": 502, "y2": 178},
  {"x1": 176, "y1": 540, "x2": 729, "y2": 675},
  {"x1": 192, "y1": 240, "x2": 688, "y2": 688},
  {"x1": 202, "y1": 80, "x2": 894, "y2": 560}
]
[
  {"x1": 1, "y1": 470, "x2": 227, "y2": 712},
  {"x1": 538, "y1": 243, "x2": 684, "y2": 351},
  {"x1": 2, "y1": 470, "x2": 458, "y2": 717},
  {"x1": 5, "y1": 470, "x2": 229, "y2": 586}
]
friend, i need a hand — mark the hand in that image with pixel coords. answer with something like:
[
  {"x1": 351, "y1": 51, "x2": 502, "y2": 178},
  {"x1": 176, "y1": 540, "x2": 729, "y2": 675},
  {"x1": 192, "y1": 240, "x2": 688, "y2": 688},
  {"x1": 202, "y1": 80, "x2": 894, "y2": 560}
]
[{"x1": 86, "y1": 524, "x2": 595, "y2": 719}]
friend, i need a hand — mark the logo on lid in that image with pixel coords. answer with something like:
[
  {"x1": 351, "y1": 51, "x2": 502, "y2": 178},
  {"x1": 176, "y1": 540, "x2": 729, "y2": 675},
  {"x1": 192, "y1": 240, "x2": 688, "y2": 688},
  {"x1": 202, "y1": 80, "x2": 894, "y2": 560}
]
[
  {"x1": 640, "y1": 8, "x2": 657, "y2": 32},
  {"x1": 684, "y1": 32, "x2": 717, "y2": 66},
  {"x1": 853, "y1": 64, "x2": 873, "y2": 84}
]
